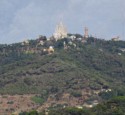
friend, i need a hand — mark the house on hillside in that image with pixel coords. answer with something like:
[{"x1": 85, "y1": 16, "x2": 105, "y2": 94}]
[
  {"x1": 68, "y1": 35, "x2": 76, "y2": 41},
  {"x1": 21, "y1": 39, "x2": 29, "y2": 45},
  {"x1": 43, "y1": 46, "x2": 54, "y2": 54},
  {"x1": 37, "y1": 35, "x2": 47, "y2": 42},
  {"x1": 37, "y1": 35, "x2": 47, "y2": 45},
  {"x1": 111, "y1": 36, "x2": 120, "y2": 41},
  {"x1": 119, "y1": 48, "x2": 125, "y2": 52}
]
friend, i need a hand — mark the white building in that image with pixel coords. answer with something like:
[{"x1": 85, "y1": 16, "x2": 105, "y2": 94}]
[
  {"x1": 53, "y1": 22, "x2": 68, "y2": 41},
  {"x1": 21, "y1": 39, "x2": 29, "y2": 46},
  {"x1": 111, "y1": 36, "x2": 120, "y2": 41}
]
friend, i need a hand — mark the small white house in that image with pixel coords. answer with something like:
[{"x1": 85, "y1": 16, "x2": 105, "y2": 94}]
[
  {"x1": 111, "y1": 36, "x2": 120, "y2": 41},
  {"x1": 39, "y1": 40, "x2": 44, "y2": 45}
]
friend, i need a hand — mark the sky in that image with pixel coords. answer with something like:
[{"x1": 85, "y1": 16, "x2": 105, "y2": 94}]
[{"x1": 0, "y1": 0, "x2": 125, "y2": 44}]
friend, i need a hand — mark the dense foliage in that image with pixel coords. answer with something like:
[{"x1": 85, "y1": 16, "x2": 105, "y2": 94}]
[{"x1": 0, "y1": 37, "x2": 125, "y2": 98}]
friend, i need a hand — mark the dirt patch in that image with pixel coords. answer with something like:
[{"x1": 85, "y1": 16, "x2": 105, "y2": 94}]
[{"x1": 0, "y1": 94, "x2": 40, "y2": 115}]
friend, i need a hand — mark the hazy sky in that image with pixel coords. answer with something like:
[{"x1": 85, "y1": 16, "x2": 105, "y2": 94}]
[{"x1": 0, "y1": 0, "x2": 125, "y2": 43}]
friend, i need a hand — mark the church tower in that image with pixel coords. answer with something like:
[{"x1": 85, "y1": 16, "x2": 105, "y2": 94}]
[
  {"x1": 53, "y1": 22, "x2": 67, "y2": 41},
  {"x1": 84, "y1": 27, "x2": 89, "y2": 38}
]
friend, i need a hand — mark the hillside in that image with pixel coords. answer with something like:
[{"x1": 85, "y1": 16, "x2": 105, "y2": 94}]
[
  {"x1": 25, "y1": 96, "x2": 125, "y2": 115},
  {"x1": 0, "y1": 36, "x2": 125, "y2": 107}
]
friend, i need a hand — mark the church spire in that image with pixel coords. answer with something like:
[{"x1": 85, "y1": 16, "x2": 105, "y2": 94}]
[{"x1": 53, "y1": 21, "x2": 68, "y2": 41}]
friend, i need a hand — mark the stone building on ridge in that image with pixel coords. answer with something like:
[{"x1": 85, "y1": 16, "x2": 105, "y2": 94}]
[{"x1": 53, "y1": 22, "x2": 68, "y2": 41}]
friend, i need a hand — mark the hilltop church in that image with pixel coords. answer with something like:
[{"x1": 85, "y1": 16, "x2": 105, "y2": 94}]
[{"x1": 53, "y1": 22, "x2": 68, "y2": 41}]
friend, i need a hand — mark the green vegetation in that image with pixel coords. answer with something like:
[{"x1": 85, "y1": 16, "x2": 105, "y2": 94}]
[
  {"x1": 0, "y1": 37, "x2": 125, "y2": 100},
  {"x1": 31, "y1": 96, "x2": 44, "y2": 104},
  {"x1": 0, "y1": 35, "x2": 123, "y2": 114},
  {"x1": 47, "y1": 107, "x2": 93, "y2": 115},
  {"x1": 71, "y1": 91, "x2": 82, "y2": 97},
  {"x1": 19, "y1": 110, "x2": 39, "y2": 115},
  {"x1": 91, "y1": 96, "x2": 125, "y2": 115},
  {"x1": 20, "y1": 96, "x2": 125, "y2": 115}
]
